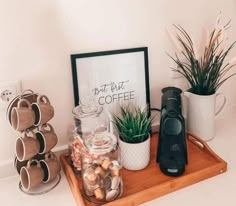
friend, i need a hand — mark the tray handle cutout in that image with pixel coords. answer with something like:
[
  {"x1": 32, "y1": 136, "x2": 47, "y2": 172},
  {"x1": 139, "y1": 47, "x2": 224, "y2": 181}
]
[{"x1": 188, "y1": 134, "x2": 205, "y2": 149}]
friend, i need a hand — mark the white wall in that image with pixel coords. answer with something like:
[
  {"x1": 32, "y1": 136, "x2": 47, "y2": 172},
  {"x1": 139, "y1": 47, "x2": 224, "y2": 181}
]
[{"x1": 1, "y1": 0, "x2": 236, "y2": 168}]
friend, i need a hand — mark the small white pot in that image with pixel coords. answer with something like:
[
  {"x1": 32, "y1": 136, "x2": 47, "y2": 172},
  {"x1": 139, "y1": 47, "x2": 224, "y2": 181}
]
[{"x1": 118, "y1": 135, "x2": 150, "y2": 170}]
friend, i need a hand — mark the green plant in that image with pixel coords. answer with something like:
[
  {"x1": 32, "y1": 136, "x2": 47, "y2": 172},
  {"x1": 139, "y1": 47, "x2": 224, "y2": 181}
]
[
  {"x1": 168, "y1": 22, "x2": 236, "y2": 95},
  {"x1": 112, "y1": 105, "x2": 152, "y2": 143}
]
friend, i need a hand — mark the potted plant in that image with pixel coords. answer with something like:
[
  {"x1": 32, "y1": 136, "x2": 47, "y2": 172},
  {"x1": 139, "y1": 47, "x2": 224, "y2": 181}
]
[
  {"x1": 168, "y1": 19, "x2": 236, "y2": 141},
  {"x1": 112, "y1": 105, "x2": 152, "y2": 170}
]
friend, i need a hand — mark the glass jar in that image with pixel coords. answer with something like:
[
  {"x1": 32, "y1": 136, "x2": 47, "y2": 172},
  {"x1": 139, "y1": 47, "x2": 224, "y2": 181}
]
[
  {"x1": 70, "y1": 130, "x2": 84, "y2": 175},
  {"x1": 70, "y1": 100, "x2": 109, "y2": 174},
  {"x1": 72, "y1": 100, "x2": 108, "y2": 139},
  {"x1": 81, "y1": 131, "x2": 123, "y2": 204}
]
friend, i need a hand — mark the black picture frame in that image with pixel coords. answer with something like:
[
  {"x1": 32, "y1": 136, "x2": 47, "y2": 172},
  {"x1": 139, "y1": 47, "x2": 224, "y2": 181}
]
[{"x1": 70, "y1": 47, "x2": 150, "y2": 115}]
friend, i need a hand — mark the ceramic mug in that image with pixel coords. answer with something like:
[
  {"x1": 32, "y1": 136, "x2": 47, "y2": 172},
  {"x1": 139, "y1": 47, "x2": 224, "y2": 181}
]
[
  {"x1": 36, "y1": 123, "x2": 58, "y2": 154},
  {"x1": 7, "y1": 90, "x2": 38, "y2": 125},
  {"x1": 20, "y1": 159, "x2": 44, "y2": 191},
  {"x1": 40, "y1": 153, "x2": 61, "y2": 183},
  {"x1": 15, "y1": 131, "x2": 40, "y2": 161},
  {"x1": 11, "y1": 99, "x2": 35, "y2": 131},
  {"x1": 32, "y1": 95, "x2": 54, "y2": 126}
]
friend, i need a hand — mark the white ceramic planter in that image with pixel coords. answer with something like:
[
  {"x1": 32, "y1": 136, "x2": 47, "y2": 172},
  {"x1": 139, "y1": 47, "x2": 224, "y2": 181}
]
[{"x1": 118, "y1": 136, "x2": 150, "y2": 170}]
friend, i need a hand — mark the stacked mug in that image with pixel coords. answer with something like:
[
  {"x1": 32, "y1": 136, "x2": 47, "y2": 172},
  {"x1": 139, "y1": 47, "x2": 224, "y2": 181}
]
[{"x1": 8, "y1": 91, "x2": 61, "y2": 192}]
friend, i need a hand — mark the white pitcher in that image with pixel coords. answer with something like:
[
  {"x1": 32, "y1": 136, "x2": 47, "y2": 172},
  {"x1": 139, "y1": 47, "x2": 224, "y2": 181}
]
[{"x1": 184, "y1": 92, "x2": 226, "y2": 141}]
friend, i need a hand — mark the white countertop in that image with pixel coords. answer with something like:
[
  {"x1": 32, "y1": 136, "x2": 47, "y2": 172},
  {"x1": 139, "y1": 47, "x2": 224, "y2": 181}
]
[
  {"x1": 0, "y1": 114, "x2": 235, "y2": 206},
  {"x1": 0, "y1": 172, "x2": 77, "y2": 206}
]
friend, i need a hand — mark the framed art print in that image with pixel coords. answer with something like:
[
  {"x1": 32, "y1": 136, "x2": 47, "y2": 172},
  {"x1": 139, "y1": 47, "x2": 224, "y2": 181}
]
[{"x1": 70, "y1": 47, "x2": 150, "y2": 114}]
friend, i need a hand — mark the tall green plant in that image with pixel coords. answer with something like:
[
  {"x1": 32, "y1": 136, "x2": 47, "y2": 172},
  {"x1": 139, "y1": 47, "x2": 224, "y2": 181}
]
[
  {"x1": 112, "y1": 105, "x2": 152, "y2": 143},
  {"x1": 168, "y1": 22, "x2": 236, "y2": 95}
]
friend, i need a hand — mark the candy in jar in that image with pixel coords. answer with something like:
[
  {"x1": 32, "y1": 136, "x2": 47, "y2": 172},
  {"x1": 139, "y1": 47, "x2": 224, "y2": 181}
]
[
  {"x1": 70, "y1": 98, "x2": 108, "y2": 174},
  {"x1": 81, "y1": 131, "x2": 123, "y2": 204}
]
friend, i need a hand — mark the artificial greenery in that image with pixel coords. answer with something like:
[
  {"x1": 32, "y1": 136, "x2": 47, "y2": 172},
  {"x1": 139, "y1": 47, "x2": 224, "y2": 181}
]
[
  {"x1": 112, "y1": 105, "x2": 152, "y2": 143},
  {"x1": 168, "y1": 23, "x2": 236, "y2": 95}
]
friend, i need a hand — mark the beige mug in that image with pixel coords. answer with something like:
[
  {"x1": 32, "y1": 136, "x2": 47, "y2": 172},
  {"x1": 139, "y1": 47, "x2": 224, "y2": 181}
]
[
  {"x1": 7, "y1": 89, "x2": 37, "y2": 125},
  {"x1": 36, "y1": 123, "x2": 58, "y2": 154},
  {"x1": 32, "y1": 95, "x2": 54, "y2": 126},
  {"x1": 15, "y1": 131, "x2": 40, "y2": 161},
  {"x1": 20, "y1": 159, "x2": 44, "y2": 191},
  {"x1": 40, "y1": 152, "x2": 61, "y2": 183},
  {"x1": 11, "y1": 99, "x2": 35, "y2": 131}
]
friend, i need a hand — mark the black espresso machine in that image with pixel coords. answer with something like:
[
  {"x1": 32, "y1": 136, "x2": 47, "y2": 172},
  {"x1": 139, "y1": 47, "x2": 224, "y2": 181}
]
[{"x1": 156, "y1": 87, "x2": 188, "y2": 176}]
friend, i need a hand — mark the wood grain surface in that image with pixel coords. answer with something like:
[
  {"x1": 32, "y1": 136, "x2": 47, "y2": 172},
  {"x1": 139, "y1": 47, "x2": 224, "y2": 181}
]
[{"x1": 60, "y1": 133, "x2": 227, "y2": 206}]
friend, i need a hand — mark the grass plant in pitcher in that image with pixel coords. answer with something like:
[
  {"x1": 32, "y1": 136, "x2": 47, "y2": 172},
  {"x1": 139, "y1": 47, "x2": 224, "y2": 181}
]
[
  {"x1": 168, "y1": 18, "x2": 236, "y2": 95},
  {"x1": 167, "y1": 16, "x2": 236, "y2": 141}
]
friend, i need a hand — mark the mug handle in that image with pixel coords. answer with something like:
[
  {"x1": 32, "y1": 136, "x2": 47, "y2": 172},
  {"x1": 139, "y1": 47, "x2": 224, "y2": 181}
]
[
  {"x1": 215, "y1": 93, "x2": 226, "y2": 116},
  {"x1": 37, "y1": 95, "x2": 50, "y2": 105},
  {"x1": 21, "y1": 89, "x2": 34, "y2": 96},
  {"x1": 41, "y1": 123, "x2": 54, "y2": 133},
  {"x1": 17, "y1": 99, "x2": 31, "y2": 109},
  {"x1": 24, "y1": 130, "x2": 36, "y2": 139},
  {"x1": 27, "y1": 159, "x2": 40, "y2": 168},
  {"x1": 45, "y1": 152, "x2": 56, "y2": 161}
]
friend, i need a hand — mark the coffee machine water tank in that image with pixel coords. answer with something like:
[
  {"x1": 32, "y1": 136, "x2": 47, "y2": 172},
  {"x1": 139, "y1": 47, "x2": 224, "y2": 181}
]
[{"x1": 156, "y1": 87, "x2": 188, "y2": 176}]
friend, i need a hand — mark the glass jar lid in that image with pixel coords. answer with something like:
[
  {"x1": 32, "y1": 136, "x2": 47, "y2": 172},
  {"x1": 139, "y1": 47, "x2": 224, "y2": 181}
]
[
  {"x1": 72, "y1": 95, "x2": 103, "y2": 119},
  {"x1": 84, "y1": 132, "x2": 117, "y2": 155}
]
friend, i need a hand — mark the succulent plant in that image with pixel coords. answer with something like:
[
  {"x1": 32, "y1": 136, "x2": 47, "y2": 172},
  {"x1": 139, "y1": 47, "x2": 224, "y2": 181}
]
[{"x1": 112, "y1": 105, "x2": 152, "y2": 143}]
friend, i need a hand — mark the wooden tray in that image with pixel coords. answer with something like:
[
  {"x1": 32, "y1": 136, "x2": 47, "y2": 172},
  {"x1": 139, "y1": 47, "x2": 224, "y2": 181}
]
[{"x1": 60, "y1": 133, "x2": 227, "y2": 206}]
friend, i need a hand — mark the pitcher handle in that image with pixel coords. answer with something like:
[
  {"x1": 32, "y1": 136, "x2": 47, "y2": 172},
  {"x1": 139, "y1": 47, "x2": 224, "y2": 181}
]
[{"x1": 215, "y1": 93, "x2": 226, "y2": 116}]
